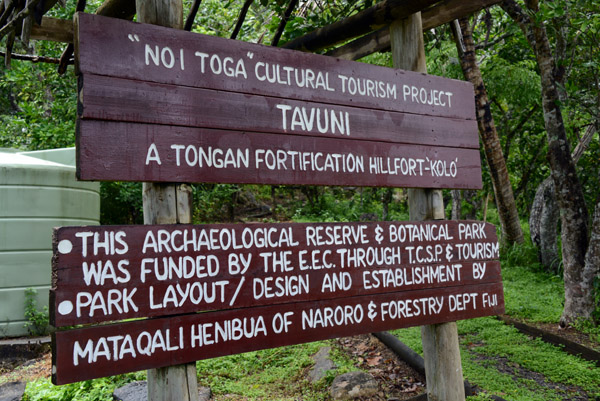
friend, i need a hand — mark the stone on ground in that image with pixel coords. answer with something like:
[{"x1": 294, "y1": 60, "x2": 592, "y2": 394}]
[
  {"x1": 0, "y1": 381, "x2": 26, "y2": 401},
  {"x1": 308, "y1": 346, "x2": 337, "y2": 383},
  {"x1": 330, "y1": 371, "x2": 378, "y2": 400}
]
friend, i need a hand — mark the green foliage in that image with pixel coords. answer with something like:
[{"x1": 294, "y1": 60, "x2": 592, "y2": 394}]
[
  {"x1": 195, "y1": 341, "x2": 345, "y2": 400},
  {"x1": 100, "y1": 182, "x2": 143, "y2": 225},
  {"x1": 291, "y1": 187, "x2": 408, "y2": 223},
  {"x1": 23, "y1": 288, "x2": 49, "y2": 337},
  {"x1": 24, "y1": 373, "x2": 144, "y2": 401},
  {"x1": 0, "y1": 58, "x2": 77, "y2": 150}
]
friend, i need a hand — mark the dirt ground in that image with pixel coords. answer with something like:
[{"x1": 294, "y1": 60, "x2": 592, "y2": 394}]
[
  {"x1": 0, "y1": 350, "x2": 51, "y2": 384},
  {"x1": 335, "y1": 334, "x2": 426, "y2": 400}
]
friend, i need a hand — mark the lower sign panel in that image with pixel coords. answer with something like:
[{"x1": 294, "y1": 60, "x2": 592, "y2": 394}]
[
  {"x1": 76, "y1": 120, "x2": 482, "y2": 189},
  {"x1": 53, "y1": 282, "x2": 503, "y2": 384}
]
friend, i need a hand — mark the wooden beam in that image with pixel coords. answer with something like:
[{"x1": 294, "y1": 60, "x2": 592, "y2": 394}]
[
  {"x1": 96, "y1": 0, "x2": 135, "y2": 19},
  {"x1": 328, "y1": 0, "x2": 503, "y2": 60},
  {"x1": 389, "y1": 10, "x2": 465, "y2": 401},
  {"x1": 30, "y1": 16, "x2": 72, "y2": 42},
  {"x1": 282, "y1": 0, "x2": 441, "y2": 52},
  {"x1": 30, "y1": 0, "x2": 136, "y2": 44},
  {"x1": 134, "y1": 0, "x2": 197, "y2": 399}
]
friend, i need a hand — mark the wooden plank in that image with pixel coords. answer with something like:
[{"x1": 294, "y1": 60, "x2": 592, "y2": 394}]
[
  {"x1": 51, "y1": 221, "x2": 500, "y2": 327},
  {"x1": 74, "y1": 13, "x2": 476, "y2": 121},
  {"x1": 78, "y1": 74, "x2": 479, "y2": 149},
  {"x1": 75, "y1": 120, "x2": 483, "y2": 189},
  {"x1": 52, "y1": 281, "x2": 504, "y2": 385}
]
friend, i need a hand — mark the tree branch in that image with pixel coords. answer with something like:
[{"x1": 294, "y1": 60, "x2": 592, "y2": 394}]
[
  {"x1": 271, "y1": 0, "x2": 298, "y2": 47},
  {"x1": 475, "y1": 32, "x2": 512, "y2": 50},
  {"x1": 0, "y1": 0, "x2": 42, "y2": 41},
  {"x1": 184, "y1": 0, "x2": 202, "y2": 31},
  {"x1": 0, "y1": 50, "x2": 64, "y2": 63},
  {"x1": 230, "y1": 0, "x2": 253, "y2": 40},
  {"x1": 500, "y1": 0, "x2": 536, "y2": 49}
]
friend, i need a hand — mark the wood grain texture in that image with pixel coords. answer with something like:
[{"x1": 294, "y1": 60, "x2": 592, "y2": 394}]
[
  {"x1": 51, "y1": 221, "x2": 500, "y2": 327},
  {"x1": 30, "y1": 16, "x2": 73, "y2": 42},
  {"x1": 78, "y1": 74, "x2": 479, "y2": 149},
  {"x1": 75, "y1": 119, "x2": 483, "y2": 189},
  {"x1": 74, "y1": 13, "x2": 476, "y2": 121},
  {"x1": 52, "y1": 281, "x2": 504, "y2": 385}
]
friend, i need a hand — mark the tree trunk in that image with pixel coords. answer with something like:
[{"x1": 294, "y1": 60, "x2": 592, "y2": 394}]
[
  {"x1": 583, "y1": 175, "x2": 600, "y2": 324},
  {"x1": 529, "y1": 177, "x2": 560, "y2": 271},
  {"x1": 452, "y1": 18, "x2": 524, "y2": 247},
  {"x1": 501, "y1": 0, "x2": 592, "y2": 325},
  {"x1": 528, "y1": 125, "x2": 595, "y2": 273}
]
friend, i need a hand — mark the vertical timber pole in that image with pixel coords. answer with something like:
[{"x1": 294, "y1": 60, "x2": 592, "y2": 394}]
[
  {"x1": 389, "y1": 13, "x2": 466, "y2": 401},
  {"x1": 136, "y1": 1, "x2": 199, "y2": 400}
]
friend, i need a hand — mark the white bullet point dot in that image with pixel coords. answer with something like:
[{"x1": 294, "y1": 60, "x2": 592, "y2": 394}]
[
  {"x1": 57, "y1": 239, "x2": 73, "y2": 254},
  {"x1": 58, "y1": 300, "x2": 74, "y2": 315}
]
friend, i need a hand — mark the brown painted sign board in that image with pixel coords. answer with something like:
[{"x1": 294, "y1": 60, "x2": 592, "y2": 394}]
[
  {"x1": 52, "y1": 13, "x2": 500, "y2": 387},
  {"x1": 51, "y1": 221, "x2": 500, "y2": 327},
  {"x1": 73, "y1": 13, "x2": 482, "y2": 189},
  {"x1": 51, "y1": 221, "x2": 503, "y2": 384},
  {"x1": 76, "y1": 120, "x2": 482, "y2": 188},
  {"x1": 53, "y1": 282, "x2": 503, "y2": 384}
]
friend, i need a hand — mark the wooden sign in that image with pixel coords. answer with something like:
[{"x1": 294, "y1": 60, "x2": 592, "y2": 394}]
[
  {"x1": 51, "y1": 220, "x2": 503, "y2": 384},
  {"x1": 76, "y1": 120, "x2": 482, "y2": 188},
  {"x1": 73, "y1": 13, "x2": 482, "y2": 189},
  {"x1": 53, "y1": 282, "x2": 503, "y2": 384}
]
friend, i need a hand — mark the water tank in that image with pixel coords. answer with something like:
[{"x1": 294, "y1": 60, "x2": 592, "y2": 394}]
[{"x1": 0, "y1": 148, "x2": 100, "y2": 337}]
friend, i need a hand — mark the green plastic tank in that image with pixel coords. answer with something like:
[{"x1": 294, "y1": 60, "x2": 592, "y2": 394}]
[{"x1": 0, "y1": 148, "x2": 100, "y2": 337}]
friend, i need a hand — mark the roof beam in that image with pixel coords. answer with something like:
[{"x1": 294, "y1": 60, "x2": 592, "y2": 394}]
[
  {"x1": 282, "y1": 0, "x2": 442, "y2": 52},
  {"x1": 30, "y1": 16, "x2": 72, "y2": 42},
  {"x1": 31, "y1": 0, "x2": 135, "y2": 43},
  {"x1": 327, "y1": 0, "x2": 503, "y2": 60}
]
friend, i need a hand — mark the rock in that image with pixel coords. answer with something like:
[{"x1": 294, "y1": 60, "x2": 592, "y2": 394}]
[
  {"x1": 308, "y1": 346, "x2": 337, "y2": 383},
  {"x1": 330, "y1": 371, "x2": 378, "y2": 400},
  {"x1": 113, "y1": 381, "x2": 211, "y2": 401},
  {"x1": 198, "y1": 386, "x2": 212, "y2": 401},
  {"x1": 113, "y1": 381, "x2": 147, "y2": 401},
  {"x1": 0, "y1": 381, "x2": 26, "y2": 401}
]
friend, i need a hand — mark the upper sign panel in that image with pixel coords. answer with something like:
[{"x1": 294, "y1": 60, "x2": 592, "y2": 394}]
[
  {"x1": 74, "y1": 13, "x2": 481, "y2": 189},
  {"x1": 75, "y1": 13, "x2": 476, "y2": 120}
]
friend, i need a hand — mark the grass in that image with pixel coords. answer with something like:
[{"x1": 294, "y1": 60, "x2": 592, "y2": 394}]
[
  {"x1": 194, "y1": 341, "x2": 354, "y2": 400},
  {"x1": 391, "y1": 317, "x2": 600, "y2": 401},
  {"x1": 389, "y1": 232, "x2": 600, "y2": 401},
  {"x1": 21, "y1": 341, "x2": 354, "y2": 400},
  {"x1": 502, "y1": 264, "x2": 564, "y2": 322}
]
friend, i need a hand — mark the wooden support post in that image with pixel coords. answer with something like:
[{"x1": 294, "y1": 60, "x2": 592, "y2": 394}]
[
  {"x1": 389, "y1": 13, "x2": 465, "y2": 401},
  {"x1": 137, "y1": 1, "x2": 198, "y2": 400}
]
